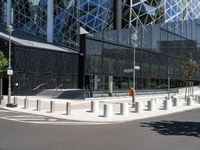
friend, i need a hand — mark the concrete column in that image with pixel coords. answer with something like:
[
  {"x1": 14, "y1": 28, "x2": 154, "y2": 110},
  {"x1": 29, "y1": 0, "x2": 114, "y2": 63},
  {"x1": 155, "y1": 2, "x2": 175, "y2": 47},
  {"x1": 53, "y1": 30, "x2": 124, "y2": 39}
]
[
  {"x1": 6, "y1": 0, "x2": 11, "y2": 26},
  {"x1": 91, "y1": 101, "x2": 99, "y2": 113},
  {"x1": 147, "y1": 100, "x2": 154, "y2": 111},
  {"x1": 66, "y1": 102, "x2": 71, "y2": 115},
  {"x1": 94, "y1": 75, "x2": 98, "y2": 91},
  {"x1": 114, "y1": 0, "x2": 122, "y2": 30},
  {"x1": 135, "y1": 102, "x2": 142, "y2": 113},
  {"x1": 108, "y1": 76, "x2": 113, "y2": 96},
  {"x1": 120, "y1": 103, "x2": 129, "y2": 116},
  {"x1": 103, "y1": 104, "x2": 113, "y2": 117},
  {"x1": 47, "y1": 0, "x2": 54, "y2": 43}
]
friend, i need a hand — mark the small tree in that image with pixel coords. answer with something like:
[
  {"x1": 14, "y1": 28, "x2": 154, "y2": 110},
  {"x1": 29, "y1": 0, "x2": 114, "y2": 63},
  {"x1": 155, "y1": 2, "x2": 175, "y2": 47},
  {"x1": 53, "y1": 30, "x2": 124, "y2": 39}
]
[
  {"x1": 0, "y1": 51, "x2": 8, "y2": 100},
  {"x1": 183, "y1": 53, "x2": 198, "y2": 99}
]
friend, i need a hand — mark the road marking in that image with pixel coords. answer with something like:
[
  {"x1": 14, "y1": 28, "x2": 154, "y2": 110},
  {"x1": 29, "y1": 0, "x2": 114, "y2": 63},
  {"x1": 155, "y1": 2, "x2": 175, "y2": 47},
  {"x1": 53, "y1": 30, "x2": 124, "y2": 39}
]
[
  {"x1": 0, "y1": 109, "x2": 121, "y2": 125},
  {"x1": 0, "y1": 115, "x2": 117, "y2": 125}
]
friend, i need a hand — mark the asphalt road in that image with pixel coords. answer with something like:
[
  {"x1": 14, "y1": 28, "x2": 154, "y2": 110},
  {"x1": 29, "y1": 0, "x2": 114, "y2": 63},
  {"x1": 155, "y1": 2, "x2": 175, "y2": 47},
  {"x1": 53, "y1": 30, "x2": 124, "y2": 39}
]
[{"x1": 0, "y1": 108, "x2": 200, "y2": 150}]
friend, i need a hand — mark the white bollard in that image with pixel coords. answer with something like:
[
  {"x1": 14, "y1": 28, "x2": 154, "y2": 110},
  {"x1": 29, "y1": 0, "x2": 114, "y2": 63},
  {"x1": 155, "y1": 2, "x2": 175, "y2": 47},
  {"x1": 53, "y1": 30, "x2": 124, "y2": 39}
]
[
  {"x1": 120, "y1": 103, "x2": 129, "y2": 116},
  {"x1": 66, "y1": 102, "x2": 71, "y2": 115},
  {"x1": 135, "y1": 102, "x2": 142, "y2": 113},
  {"x1": 173, "y1": 97, "x2": 179, "y2": 107},
  {"x1": 36, "y1": 99, "x2": 41, "y2": 111},
  {"x1": 14, "y1": 97, "x2": 18, "y2": 105},
  {"x1": 147, "y1": 100, "x2": 154, "y2": 111},
  {"x1": 50, "y1": 101, "x2": 55, "y2": 113},
  {"x1": 153, "y1": 98, "x2": 157, "y2": 104},
  {"x1": 171, "y1": 96, "x2": 174, "y2": 104},
  {"x1": 163, "y1": 100, "x2": 171, "y2": 110},
  {"x1": 195, "y1": 95, "x2": 198, "y2": 102},
  {"x1": 187, "y1": 96, "x2": 193, "y2": 106},
  {"x1": 91, "y1": 101, "x2": 99, "y2": 113},
  {"x1": 24, "y1": 97, "x2": 28, "y2": 109},
  {"x1": 0, "y1": 96, "x2": 3, "y2": 105},
  {"x1": 103, "y1": 104, "x2": 113, "y2": 118},
  {"x1": 198, "y1": 95, "x2": 200, "y2": 104}
]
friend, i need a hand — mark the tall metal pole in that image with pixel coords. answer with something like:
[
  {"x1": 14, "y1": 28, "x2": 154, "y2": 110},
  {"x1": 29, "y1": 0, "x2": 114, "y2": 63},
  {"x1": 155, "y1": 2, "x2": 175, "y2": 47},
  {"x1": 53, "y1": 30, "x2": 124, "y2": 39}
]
[
  {"x1": 6, "y1": 25, "x2": 14, "y2": 107},
  {"x1": 168, "y1": 70, "x2": 170, "y2": 99},
  {"x1": 132, "y1": 45, "x2": 135, "y2": 105},
  {"x1": 8, "y1": 28, "x2": 12, "y2": 104}
]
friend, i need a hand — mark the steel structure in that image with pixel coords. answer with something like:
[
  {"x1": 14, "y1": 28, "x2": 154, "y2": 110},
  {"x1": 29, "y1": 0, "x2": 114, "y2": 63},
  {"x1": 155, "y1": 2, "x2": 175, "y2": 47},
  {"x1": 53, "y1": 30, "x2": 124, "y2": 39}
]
[{"x1": 0, "y1": 0, "x2": 200, "y2": 51}]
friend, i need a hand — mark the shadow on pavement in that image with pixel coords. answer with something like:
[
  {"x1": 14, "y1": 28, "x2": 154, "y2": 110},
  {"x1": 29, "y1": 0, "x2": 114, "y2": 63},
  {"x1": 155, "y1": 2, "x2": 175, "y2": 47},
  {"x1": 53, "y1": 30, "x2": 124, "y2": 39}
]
[{"x1": 140, "y1": 120, "x2": 200, "y2": 138}]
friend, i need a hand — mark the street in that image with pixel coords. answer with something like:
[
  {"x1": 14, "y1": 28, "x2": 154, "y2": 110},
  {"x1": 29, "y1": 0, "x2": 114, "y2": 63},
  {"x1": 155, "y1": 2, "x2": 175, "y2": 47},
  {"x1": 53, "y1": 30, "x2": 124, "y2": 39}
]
[{"x1": 0, "y1": 108, "x2": 200, "y2": 150}]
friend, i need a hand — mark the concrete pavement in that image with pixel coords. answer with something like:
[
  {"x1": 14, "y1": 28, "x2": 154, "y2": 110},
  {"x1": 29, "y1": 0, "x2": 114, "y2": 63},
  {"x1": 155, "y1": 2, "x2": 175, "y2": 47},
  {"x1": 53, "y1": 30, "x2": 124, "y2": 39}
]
[{"x1": 1, "y1": 91, "x2": 200, "y2": 124}]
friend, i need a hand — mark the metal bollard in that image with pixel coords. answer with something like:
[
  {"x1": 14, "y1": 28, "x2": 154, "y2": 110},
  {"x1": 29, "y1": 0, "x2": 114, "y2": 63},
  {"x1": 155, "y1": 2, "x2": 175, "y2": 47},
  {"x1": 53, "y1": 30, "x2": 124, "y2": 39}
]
[
  {"x1": 163, "y1": 100, "x2": 171, "y2": 110},
  {"x1": 173, "y1": 97, "x2": 179, "y2": 106},
  {"x1": 91, "y1": 101, "x2": 99, "y2": 113},
  {"x1": 120, "y1": 103, "x2": 129, "y2": 116},
  {"x1": 24, "y1": 97, "x2": 28, "y2": 109},
  {"x1": 198, "y1": 95, "x2": 200, "y2": 104},
  {"x1": 50, "y1": 101, "x2": 55, "y2": 113},
  {"x1": 147, "y1": 100, "x2": 154, "y2": 111},
  {"x1": 36, "y1": 99, "x2": 41, "y2": 111},
  {"x1": 152, "y1": 98, "x2": 157, "y2": 104},
  {"x1": 195, "y1": 95, "x2": 198, "y2": 102},
  {"x1": 187, "y1": 96, "x2": 193, "y2": 106},
  {"x1": 0, "y1": 96, "x2": 4, "y2": 105},
  {"x1": 14, "y1": 97, "x2": 18, "y2": 105},
  {"x1": 66, "y1": 102, "x2": 71, "y2": 115},
  {"x1": 103, "y1": 104, "x2": 113, "y2": 117},
  {"x1": 135, "y1": 102, "x2": 142, "y2": 113}
]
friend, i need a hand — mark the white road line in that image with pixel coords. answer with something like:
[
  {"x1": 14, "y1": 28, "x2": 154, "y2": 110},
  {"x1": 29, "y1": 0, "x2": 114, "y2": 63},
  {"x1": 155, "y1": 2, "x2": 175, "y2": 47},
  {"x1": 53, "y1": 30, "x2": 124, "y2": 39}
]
[
  {"x1": 28, "y1": 121, "x2": 114, "y2": 125},
  {"x1": 0, "y1": 116, "x2": 117, "y2": 125},
  {"x1": 8, "y1": 115, "x2": 44, "y2": 118},
  {"x1": 14, "y1": 118, "x2": 47, "y2": 121}
]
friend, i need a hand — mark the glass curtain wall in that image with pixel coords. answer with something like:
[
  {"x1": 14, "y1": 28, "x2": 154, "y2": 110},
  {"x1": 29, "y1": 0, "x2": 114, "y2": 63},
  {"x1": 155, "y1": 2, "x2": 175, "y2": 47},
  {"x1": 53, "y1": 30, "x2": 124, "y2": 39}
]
[
  {"x1": 84, "y1": 18, "x2": 200, "y2": 96},
  {"x1": 122, "y1": 0, "x2": 200, "y2": 28},
  {"x1": 0, "y1": 0, "x2": 113, "y2": 51}
]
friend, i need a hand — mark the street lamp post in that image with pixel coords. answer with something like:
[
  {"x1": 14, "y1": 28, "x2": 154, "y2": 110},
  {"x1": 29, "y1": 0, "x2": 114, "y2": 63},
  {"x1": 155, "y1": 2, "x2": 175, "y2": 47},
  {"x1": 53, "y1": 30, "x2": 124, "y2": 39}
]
[
  {"x1": 168, "y1": 70, "x2": 170, "y2": 100},
  {"x1": 132, "y1": 45, "x2": 136, "y2": 105},
  {"x1": 6, "y1": 25, "x2": 15, "y2": 107}
]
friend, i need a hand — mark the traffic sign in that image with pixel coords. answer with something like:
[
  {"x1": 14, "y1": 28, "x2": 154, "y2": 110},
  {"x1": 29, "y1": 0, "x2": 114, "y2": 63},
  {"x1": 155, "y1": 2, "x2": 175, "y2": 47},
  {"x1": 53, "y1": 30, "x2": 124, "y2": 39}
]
[
  {"x1": 7, "y1": 69, "x2": 13, "y2": 75},
  {"x1": 124, "y1": 66, "x2": 140, "y2": 73}
]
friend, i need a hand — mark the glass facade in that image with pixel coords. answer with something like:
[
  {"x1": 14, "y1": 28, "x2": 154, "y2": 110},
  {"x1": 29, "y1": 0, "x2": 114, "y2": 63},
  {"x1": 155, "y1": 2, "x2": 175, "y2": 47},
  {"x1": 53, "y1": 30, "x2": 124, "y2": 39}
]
[
  {"x1": 1, "y1": 1, "x2": 200, "y2": 97},
  {"x1": 122, "y1": 0, "x2": 200, "y2": 27},
  {"x1": 83, "y1": 19, "x2": 200, "y2": 96},
  {"x1": 1, "y1": 1, "x2": 200, "y2": 51},
  {"x1": 0, "y1": 0, "x2": 113, "y2": 51}
]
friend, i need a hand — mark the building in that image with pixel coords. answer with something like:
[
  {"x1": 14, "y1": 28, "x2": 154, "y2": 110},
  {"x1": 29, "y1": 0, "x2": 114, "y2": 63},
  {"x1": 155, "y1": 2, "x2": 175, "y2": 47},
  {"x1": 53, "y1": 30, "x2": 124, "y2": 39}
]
[{"x1": 0, "y1": 0, "x2": 200, "y2": 97}]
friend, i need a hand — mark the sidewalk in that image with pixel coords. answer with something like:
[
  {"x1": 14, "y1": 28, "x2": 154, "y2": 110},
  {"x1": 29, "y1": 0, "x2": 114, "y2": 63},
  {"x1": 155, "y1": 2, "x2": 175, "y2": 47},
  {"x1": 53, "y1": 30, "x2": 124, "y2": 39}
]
[{"x1": 1, "y1": 93, "x2": 200, "y2": 124}]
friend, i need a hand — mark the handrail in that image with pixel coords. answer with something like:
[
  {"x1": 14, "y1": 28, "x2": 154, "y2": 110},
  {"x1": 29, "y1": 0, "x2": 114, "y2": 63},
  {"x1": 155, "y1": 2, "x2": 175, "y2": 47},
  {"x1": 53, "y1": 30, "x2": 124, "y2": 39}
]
[
  {"x1": 32, "y1": 83, "x2": 45, "y2": 91},
  {"x1": 55, "y1": 84, "x2": 63, "y2": 90}
]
